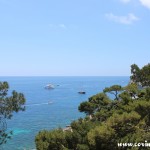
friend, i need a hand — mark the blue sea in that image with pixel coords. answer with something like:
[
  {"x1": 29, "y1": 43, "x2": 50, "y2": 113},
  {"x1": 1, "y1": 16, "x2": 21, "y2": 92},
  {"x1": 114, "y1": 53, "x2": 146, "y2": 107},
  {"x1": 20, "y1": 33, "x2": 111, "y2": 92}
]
[{"x1": 0, "y1": 76, "x2": 129, "y2": 150}]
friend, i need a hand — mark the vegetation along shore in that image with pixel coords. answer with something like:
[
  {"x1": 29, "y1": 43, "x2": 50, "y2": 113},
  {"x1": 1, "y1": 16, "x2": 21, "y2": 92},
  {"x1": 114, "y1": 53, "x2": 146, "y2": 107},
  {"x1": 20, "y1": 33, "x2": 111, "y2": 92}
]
[{"x1": 35, "y1": 63, "x2": 150, "y2": 150}]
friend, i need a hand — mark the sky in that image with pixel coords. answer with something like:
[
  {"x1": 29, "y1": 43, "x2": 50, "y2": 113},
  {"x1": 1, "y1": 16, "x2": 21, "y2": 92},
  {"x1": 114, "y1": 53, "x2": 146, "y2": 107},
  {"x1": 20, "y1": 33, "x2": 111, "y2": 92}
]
[{"x1": 0, "y1": 0, "x2": 150, "y2": 76}]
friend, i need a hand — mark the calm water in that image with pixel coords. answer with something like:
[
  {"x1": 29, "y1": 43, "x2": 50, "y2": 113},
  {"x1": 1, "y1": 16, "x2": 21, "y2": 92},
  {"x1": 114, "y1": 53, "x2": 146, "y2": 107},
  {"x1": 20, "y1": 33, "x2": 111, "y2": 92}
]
[{"x1": 0, "y1": 76, "x2": 129, "y2": 150}]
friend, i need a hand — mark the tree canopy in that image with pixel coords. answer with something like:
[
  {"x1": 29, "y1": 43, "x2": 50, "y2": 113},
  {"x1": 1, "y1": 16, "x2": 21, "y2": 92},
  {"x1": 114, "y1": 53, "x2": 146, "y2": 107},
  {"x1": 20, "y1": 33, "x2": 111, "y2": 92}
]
[
  {"x1": 0, "y1": 81, "x2": 26, "y2": 145},
  {"x1": 130, "y1": 63, "x2": 150, "y2": 87},
  {"x1": 103, "y1": 85, "x2": 122, "y2": 100}
]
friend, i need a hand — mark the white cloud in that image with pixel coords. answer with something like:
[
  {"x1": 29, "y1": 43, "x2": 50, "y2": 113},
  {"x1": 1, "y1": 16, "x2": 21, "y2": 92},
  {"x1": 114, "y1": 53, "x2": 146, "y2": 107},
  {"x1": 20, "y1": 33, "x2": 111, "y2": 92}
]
[
  {"x1": 120, "y1": 0, "x2": 131, "y2": 3},
  {"x1": 139, "y1": 0, "x2": 150, "y2": 9},
  {"x1": 59, "y1": 24, "x2": 67, "y2": 29},
  {"x1": 105, "y1": 13, "x2": 139, "y2": 24},
  {"x1": 49, "y1": 24, "x2": 67, "y2": 29},
  {"x1": 119, "y1": 0, "x2": 150, "y2": 9}
]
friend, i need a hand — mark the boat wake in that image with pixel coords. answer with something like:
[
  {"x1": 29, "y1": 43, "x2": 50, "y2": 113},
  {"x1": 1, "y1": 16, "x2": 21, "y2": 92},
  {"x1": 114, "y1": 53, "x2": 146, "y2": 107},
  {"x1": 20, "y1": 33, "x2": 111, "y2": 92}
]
[{"x1": 25, "y1": 102, "x2": 53, "y2": 106}]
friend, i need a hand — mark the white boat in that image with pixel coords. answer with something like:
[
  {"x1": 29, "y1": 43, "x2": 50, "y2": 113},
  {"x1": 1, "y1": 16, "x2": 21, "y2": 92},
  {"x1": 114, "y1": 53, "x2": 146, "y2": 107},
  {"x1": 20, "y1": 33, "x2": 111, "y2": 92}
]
[{"x1": 45, "y1": 84, "x2": 54, "y2": 89}]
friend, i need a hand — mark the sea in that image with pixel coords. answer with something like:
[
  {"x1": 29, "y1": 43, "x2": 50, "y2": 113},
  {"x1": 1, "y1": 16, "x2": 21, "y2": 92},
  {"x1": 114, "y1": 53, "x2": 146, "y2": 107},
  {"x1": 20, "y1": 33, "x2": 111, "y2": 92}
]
[{"x1": 0, "y1": 76, "x2": 129, "y2": 150}]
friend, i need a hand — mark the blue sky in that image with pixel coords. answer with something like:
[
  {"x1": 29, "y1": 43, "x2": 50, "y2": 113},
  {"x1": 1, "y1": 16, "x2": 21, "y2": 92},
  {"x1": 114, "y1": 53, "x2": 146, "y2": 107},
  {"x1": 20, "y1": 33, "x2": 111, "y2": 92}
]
[{"x1": 0, "y1": 0, "x2": 150, "y2": 76}]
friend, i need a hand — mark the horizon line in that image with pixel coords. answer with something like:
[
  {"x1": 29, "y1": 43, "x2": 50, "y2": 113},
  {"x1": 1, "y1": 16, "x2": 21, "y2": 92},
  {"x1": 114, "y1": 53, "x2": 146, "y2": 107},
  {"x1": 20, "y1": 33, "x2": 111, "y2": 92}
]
[{"x1": 0, "y1": 75, "x2": 130, "y2": 77}]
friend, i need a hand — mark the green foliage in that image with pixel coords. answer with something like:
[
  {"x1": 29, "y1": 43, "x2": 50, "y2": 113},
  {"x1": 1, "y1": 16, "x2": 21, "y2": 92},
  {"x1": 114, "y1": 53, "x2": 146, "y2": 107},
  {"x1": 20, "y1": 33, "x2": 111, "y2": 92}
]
[
  {"x1": 87, "y1": 125, "x2": 115, "y2": 150},
  {"x1": 145, "y1": 87, "x2": 150, "y2": 99},
  {"x1": 0, "y1": 81, "x2": 26, "y2": 145},
  {"x1": 130, "y1": 64, "x2": 141, "y2": 84},
  {"x1": 89, "y1": 93, "x2": 111, "y2": 109},
  {"x1": 78, "y1": 101, "x2": 96, "y2": 115},
  {"x1": 131, "y1": 63, "x2": 150, "y2": 87},
  {"x1": 65, "y1": 131, "x2": 78, "y2": 149},
  {"x1": 123, "y1": 83, "x2": 139, "y2": 99},
  {"x1": 71, "y1": 119, "x2": 97, "y2": 143},
  {"x1": 78, "y1": 93, "x2": 111, "y2": 116},
  {"x1": 76, "y1": 144, "x2": 89, "y2": 150},
  {"x1": 103, "y1": 85, "x2": 123, "y2": 100},
  {"x1": 35, "y1": 63, "x2": 150, "y2": 150},
  {"x1": 106, "y1": 112, "x2": 141, "y2": 136},
  {"x1": 35, "y1": 129, "x2": 67, "y2": 150}
]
